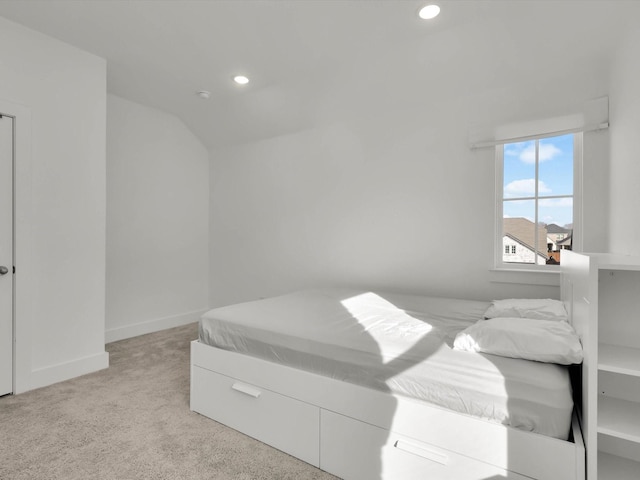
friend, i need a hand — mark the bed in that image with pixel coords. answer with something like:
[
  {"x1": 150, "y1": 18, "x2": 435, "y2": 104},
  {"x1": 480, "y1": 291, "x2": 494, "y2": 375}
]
[{"x1": 190, "y1": 289, "x2": 585, "y2": 480}]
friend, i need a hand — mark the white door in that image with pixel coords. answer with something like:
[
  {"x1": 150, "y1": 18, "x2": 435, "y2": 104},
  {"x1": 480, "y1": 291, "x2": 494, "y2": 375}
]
[{"x1": 0, "y1": 114, "x2": 13, "y2": 396}]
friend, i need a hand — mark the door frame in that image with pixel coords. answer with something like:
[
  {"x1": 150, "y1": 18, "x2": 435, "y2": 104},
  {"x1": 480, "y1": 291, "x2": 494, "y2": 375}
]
[
  {"x1": 0, "y1": 98, "x2": 33, "y2": 394},
  {"x1": 0, "y1": 112, "x2": 14, "y2": 395}
]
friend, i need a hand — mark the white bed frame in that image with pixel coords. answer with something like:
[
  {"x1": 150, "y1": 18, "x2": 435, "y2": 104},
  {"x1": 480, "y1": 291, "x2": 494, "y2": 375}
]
[{"x1": 191, "y1": 336, "x2": 585, "y2": 479}]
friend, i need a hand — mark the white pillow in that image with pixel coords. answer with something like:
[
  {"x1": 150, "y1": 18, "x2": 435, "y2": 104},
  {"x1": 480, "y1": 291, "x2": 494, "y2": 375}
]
[
  {"x1": 453, "y1": 317, "x2": 583, "y2": 365},
  {"x1": 484, "y1": 298, "x2": 568, "y2": 322}
]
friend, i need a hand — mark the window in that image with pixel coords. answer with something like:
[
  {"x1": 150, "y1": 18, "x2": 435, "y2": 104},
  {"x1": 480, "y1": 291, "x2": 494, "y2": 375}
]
[{"x1": 496, "y1": 133, "x2": 581, "y2": 268}]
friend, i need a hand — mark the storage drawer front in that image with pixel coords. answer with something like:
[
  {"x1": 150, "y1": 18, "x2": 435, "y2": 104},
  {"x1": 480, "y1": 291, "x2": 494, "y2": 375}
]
[
  {"x1": 320, "y1": 410, "x2": 531, "y2": 480},
  {"x1": 192, "y1": 366, "x2": 320, "y2": 466}
]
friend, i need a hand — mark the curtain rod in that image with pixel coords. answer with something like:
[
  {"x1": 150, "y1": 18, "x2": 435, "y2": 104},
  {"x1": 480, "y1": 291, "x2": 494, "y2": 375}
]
[{"x1": 470, "y1": 122, "x2": 609, "y2": 150}]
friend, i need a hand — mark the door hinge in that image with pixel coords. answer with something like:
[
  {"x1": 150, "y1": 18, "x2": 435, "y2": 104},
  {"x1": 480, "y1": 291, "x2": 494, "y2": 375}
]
[{"x1": 13, "y1": 266, "x2": 15, "y2": 274}]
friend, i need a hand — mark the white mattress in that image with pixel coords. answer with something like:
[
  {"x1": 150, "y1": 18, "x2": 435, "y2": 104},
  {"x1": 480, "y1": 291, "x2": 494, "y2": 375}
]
[{"x1": 199, "y1": 289, "x2": 574, "y2": 440}]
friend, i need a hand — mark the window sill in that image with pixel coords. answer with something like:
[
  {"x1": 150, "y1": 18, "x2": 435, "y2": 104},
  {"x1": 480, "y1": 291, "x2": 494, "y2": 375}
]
[{"x1": 489, "y1": 267, "x2": 560, "y2": 287}]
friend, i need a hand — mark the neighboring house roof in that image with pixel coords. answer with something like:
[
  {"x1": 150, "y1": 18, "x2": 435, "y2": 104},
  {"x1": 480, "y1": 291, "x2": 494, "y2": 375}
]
[
  {"x1": 546, "y1": 223, "x2": 570, "y2": 234},
  {"x1": 503, "y1": 217, "x2": 548, "y2": 257}
]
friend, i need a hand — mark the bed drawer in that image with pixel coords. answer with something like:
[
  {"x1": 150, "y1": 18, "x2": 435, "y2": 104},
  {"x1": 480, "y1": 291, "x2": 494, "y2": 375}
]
[
  {"x1": 191, "y1": 366, "x2": 320, "y2": 466},
  {"x1": 320, "y1": 409, "x2": 531, "y2": 480}
]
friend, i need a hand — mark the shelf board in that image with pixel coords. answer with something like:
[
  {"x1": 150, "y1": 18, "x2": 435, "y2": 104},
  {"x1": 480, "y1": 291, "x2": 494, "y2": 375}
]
[
  {"x1": 598, "y1": 396, "x2": 640, "y2": 443},
  {"x1": 599, "y1": 343, "x2": 640, "y2": 377},
  {"x1": 598, "y1": 452, "x2": 640, "y2": 480},
  {"x1": 595, "y1": 253, "x2": 640, "y2": 270}
]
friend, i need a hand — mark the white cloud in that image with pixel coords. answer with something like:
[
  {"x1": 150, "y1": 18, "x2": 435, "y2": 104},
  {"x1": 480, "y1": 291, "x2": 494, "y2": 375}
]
[
  {"x1": 520, "y1": 143, "x2": 562, "y2": 164},
  {"x1": 504, "y1": 146, "x2": 522, "y2": 157},
  {"x1": 504, "y1": 178, "x2": 551, "y2": 197}
]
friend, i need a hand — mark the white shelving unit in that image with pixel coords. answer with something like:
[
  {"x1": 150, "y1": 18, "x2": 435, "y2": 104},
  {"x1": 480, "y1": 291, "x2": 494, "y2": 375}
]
[
  {"x1": 598, "y1": 396, "x2": 640, "y2": 442},
  {"x1": 598, "y1": 452, "x2": 639, "y2": 480},
  {"x1": 562, "y1": 252, "x2": 640, "y2": 480},
  {"x1": 598, "y1": 344, "x2": 640, "y2": 377}
]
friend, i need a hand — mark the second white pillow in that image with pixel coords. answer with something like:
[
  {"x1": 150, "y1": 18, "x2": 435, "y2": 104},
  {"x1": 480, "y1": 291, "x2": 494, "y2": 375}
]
[
  {"x1": 454, "y1": 317, "x2": 583, "y2": 365},
  {"x1": 484, "y1": 298, "x2": 568, "y2": 321}
]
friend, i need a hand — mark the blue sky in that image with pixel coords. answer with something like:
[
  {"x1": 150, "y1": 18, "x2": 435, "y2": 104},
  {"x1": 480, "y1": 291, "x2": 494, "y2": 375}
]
[{"x1": 503, "y1": 134, "x2": 574, "y2": 227}]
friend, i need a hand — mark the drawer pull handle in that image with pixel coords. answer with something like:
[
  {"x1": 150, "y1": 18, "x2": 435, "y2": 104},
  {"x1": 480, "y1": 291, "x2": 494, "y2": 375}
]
[
  {"x1": 231, "y1": 382, "x2": 261, "y2": 398},
  {"x1": 394, "y1": 440, "x2": 448, "y2": 465}
]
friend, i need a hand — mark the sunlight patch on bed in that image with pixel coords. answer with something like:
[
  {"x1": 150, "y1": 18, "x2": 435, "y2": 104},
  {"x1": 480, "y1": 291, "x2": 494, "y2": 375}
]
[{"x1": 340, "y1": 292, "x2": 433, "y2": 362}]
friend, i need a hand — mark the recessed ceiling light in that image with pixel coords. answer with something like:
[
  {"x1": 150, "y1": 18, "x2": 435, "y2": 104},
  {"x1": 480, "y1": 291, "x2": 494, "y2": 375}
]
[
  {"x1": 233, "y1": 75, "x2": 250, "y2": 85},
  {"x1": 418, "y1": 4, "x2": 440, "y2": 20},
  {"x1": 196, "y1": 90, "x2": 211, "y2": 99}
]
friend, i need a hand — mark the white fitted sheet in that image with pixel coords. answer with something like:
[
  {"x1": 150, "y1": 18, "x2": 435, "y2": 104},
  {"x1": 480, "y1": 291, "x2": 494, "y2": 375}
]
[{"x1": 199, "y1": 289, "x2": 574, "y2": 440}]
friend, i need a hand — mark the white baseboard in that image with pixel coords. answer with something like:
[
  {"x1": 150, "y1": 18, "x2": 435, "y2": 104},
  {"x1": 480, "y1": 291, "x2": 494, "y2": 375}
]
[
  {"x1": 25, "y1": 351, "x2": 109, "y2": 393},
  {"x1": 105, "y1": 309, "x2": 207, "y2": 343},
  {"x1": 18, "y1": 309, "x2": 207, "y2": 393}
]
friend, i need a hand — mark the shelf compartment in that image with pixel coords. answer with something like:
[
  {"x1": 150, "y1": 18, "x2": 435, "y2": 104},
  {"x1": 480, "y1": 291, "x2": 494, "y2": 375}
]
[
  {"x1": 598, "y1": 395, "x2": 640, "y2": 443},
  {"x1": 599, "y1": 343, "x2": 640, "y2": 377},
  {"x1": 598, "y1": 451, "x2": 640, "y2": 480}
]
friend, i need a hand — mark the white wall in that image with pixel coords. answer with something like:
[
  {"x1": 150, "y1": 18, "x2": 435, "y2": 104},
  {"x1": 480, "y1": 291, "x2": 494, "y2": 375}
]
[
  {"x1": 609, "y1": 25, "x2": 640, "y2": 255},
  {"x1": 0, "y1": 17, "x2": 107, "y2": 392},
  {"x1": 106, "y1": 94, "x2": 209, "y2": 342},
  {"x1": 209, "y1": 66, "x2": 611, "y2": 307}
]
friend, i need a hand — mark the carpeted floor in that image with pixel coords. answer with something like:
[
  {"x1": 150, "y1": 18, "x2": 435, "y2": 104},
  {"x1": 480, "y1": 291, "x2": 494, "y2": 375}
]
[{"x1": 0, "y1": 323, "x2": 338, "y2": 480}]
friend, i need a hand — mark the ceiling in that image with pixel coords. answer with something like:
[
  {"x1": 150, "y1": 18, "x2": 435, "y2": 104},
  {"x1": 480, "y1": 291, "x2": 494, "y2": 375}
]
[{"x1": 0, "y1": 0, "x2": 637, "y2": 150}]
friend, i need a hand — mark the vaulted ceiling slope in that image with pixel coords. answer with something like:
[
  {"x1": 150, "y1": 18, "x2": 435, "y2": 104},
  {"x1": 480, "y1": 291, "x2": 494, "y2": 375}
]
[{"x1": 0, "y1": 0, "x2": 637, "y2": 150}]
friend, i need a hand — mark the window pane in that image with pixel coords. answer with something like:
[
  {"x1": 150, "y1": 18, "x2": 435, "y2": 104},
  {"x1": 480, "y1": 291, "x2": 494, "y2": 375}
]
[
  {"x1": 538, "y1": 134, "x2": 573, "y2": 197},
  {"x1": 539, "y1": 198, "x2": 573, "y2": 228},
  {"x1": 503, "y1": 200, "x2": 547, "y2": 265},
  {"x1": 503, "y1": 199, "x2": 534, "y2": 223},
  {"x1": 540, "y1": 199, "x2": 573, "y2": 264},
  {"x1": 503, "y1": 140, "x2": 536, "y2": 199}
]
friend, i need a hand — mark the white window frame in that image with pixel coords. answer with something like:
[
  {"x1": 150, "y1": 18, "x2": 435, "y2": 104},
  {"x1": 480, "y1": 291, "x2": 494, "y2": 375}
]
[{"x1": 494, "y1": 132, "x2": 583, "y2": 272}]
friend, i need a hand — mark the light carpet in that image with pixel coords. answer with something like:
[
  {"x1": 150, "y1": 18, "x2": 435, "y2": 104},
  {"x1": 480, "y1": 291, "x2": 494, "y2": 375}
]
[{"x1": 0, "y1": 323, "x2": 338, "y2": 480}]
